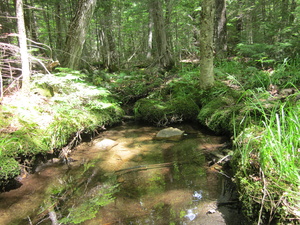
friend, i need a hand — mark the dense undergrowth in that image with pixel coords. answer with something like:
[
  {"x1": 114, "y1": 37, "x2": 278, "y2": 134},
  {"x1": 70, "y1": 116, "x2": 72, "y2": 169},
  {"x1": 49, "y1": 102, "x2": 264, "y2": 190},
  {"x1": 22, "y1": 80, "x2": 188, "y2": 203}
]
[
  {"x1": 0, "y1": 57, "x2": 300, "y2": 224},
  {"x1": 215, "y1": 59, "x2": 300, "y2": 224},
  {"x1": 232, "y1": 97, "x2": 300, "y2": 224}
]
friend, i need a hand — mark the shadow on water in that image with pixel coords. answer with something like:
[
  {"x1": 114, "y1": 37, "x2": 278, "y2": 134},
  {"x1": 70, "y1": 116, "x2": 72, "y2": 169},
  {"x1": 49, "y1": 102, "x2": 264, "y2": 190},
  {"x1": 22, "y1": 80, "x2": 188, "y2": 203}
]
[{"x1": 0, "y1": 122, "x2": 247, "y2": 225}]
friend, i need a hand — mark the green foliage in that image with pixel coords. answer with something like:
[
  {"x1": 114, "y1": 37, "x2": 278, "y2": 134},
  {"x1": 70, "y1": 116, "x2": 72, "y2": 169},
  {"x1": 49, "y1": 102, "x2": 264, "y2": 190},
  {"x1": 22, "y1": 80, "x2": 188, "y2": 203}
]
[
  {"x1": 232, "y1": 98, "x2": 300, "y2": 224},
  {"x1": 32, "y1": 70, "x2": 124, "y2": 150},
  {"x1": 164, "y1": 70, "x2": 200, "y2": 99},
  {"x1": 2, "y1": 128, "x2": 49, "y2": 157},
  {"x1": 272, "y1": 57, "x2": 300, "y2": 86},
  {"x1": 216, "y1": 57, "x2": 300, "y2": 90},
  {"x1": 168, "y1": 97, "x2": 199, "y2": 120},
  {"x1": 134, "y1": 99, "x2": 169, "y2": 125},
  {"x1": 0, "y1": 109, "x2": 50, "y2": 158},
  {"x1": 109, "y1": 71, "x2": 163, "y2": 104},
  {"x1": 242, "y1": 67, "x2": 270, "y2": 89},
  {"x1": 0, "y1": 69, "x2": 124, "y2": 181},
  {"x1": 236, "y1": 43, "x2": 276, "y2": 66},
  {"x1": 259, "y1": 104, "x2": 300, "y2": 186}
]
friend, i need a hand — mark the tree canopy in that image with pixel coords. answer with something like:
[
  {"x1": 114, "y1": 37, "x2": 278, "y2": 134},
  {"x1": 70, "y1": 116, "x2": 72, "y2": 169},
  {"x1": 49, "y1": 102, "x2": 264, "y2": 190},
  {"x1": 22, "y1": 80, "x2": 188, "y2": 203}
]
[{"x1": 1, "y1": 0, "x2": 299, "y2": 78}]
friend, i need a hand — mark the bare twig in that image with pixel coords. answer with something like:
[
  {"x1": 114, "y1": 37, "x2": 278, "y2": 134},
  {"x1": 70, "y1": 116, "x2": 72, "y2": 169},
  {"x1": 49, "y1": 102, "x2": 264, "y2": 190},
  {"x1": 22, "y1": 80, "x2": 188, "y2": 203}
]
[{"x1": 258, "y1": 168, "x2": 267, "y2": 225}]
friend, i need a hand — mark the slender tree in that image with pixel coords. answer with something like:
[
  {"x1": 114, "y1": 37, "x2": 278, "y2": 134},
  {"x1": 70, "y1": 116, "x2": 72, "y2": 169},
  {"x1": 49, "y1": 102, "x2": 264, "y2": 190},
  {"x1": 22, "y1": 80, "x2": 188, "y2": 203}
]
[
  {"x1": 147, "y1": 9, "x2": 154, "y2": 60},
  {"x1": 199, "y1": 0, "x2": 215, "y2": 89},
  {"x1": 149, "y1": 0, "x2": 174, "y2": 70},
  {"x1": 16, "y1": 0, "x2": 31, "y2": 95},
  {"x1": 214, "y1": 0, "x2": 227, "y2": 58},
  {"x1": 99, "y1": 0, "x2": 117, "y2": 72},
  {"x1": 60, "y1": 0, "x2": 97, "y2": 69}
]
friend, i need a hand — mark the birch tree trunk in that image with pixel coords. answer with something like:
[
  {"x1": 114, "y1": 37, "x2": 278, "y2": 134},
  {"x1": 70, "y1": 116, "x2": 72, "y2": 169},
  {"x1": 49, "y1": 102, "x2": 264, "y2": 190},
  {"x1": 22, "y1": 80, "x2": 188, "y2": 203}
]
[
  {"x1": 16, "y1": 0, "x2": 31, "y2": 95},
  {"x1": 61, "y1": 0, "x2": 97, "y2": 69},
  {"x1": 199, "y1": 0, "x2": 215, "y2": 89}
]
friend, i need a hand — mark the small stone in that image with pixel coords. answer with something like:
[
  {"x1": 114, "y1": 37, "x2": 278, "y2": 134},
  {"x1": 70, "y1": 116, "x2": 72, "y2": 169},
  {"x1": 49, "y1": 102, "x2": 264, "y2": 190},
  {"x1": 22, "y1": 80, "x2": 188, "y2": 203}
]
[
  {"x1": 93, "y1": 138, "x2": 118, "y2": 151},
  {"x1": 206, "y1": 209, "x2": 216, "y2": 215},
  {"x1": 155, "y1": 127, "x2": 184, "y2": 140}
]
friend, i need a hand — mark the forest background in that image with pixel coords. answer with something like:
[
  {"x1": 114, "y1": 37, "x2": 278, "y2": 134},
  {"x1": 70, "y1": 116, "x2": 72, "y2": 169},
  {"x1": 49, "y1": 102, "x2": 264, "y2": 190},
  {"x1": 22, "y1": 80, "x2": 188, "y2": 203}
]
[{"x1": 1, "y1": 0, "x2": 300, "y2": 224}]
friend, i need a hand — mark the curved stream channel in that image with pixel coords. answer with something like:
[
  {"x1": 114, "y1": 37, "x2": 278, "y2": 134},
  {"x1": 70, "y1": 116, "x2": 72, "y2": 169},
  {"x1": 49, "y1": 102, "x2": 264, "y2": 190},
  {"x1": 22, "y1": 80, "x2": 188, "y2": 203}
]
[{"x1": 0, "y1": 122, "x2": 246, "y2": 224}]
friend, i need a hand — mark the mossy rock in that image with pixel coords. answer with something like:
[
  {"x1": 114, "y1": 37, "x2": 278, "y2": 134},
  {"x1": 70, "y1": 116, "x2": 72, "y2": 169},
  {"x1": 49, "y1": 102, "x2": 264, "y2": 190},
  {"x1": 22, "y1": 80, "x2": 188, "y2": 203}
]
[
  {"x1": 197, "y1": 81, "x2": 239, "y2": 106},
  {"x1": 168, "y1": 97, "x2": 200, "y2": 120},
  {"x1": 0, "y1": 156, "x2": 20, "y2": 180},
  {"x1": 197, "y1": 96, "x2": 242, "y2": 134},
  {"x1": 33, "y1": 82, "x2": 54, "y2": 97},
  {"x1": 134, "y1": 97, "x2": 200, "y2": 126},
  {"x1": 134, "y1": 99, "x2": 169, "y2": 125}
]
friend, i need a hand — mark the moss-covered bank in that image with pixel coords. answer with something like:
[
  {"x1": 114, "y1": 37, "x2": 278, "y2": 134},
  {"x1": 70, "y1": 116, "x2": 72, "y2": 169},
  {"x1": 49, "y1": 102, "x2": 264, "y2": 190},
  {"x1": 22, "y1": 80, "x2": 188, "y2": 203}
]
[{"x1": 0, "y1": 69, "x2": 124, "y2": 188}]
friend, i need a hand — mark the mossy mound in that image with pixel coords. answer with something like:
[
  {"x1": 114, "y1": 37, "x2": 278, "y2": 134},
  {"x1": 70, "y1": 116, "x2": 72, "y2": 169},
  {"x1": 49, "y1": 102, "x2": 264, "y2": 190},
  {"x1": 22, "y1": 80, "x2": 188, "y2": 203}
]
[
  {"x1": 0, "y1": 69, "x2": 124, "y2": 183},
  {"x1": 134, "y1": 96, "x2": 199, "y2": 126},
  {"x1": 197, "y1": 95, "x2": 243, "y2": 134},
  {"x1": 0, "y1": 157, "x2": 19, "y2": 180}
]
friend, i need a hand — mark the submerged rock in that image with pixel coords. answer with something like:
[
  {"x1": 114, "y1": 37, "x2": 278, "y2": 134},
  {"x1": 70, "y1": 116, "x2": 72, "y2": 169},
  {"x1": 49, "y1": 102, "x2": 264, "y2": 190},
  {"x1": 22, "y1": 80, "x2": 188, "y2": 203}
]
[
  {"x1": 155, "y1": 127, "x2": 184, "y2": 140},
  {"x1": 92, "y1": 138, "x2": 118, "y2": 151}
]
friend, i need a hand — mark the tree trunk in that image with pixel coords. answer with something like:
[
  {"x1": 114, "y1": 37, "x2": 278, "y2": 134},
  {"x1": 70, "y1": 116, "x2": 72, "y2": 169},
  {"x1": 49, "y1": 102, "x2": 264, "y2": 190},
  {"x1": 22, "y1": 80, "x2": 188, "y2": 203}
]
[
  {"x1": 244, "y1": 0, "x2": 253, "y2": 44},
  {"x1": 54, "y1": 1, "x2": 62, "y2": 51},
  {"x1": 149, "y1": 0, "x2": 174, "y2": 70},
  {"x1": 61, "y1": 0, "x2": 97, "y2": 69},
  {"x1": 16, "y1": 0, "x2": 30, "y2": 95},
  {"x1": 199, "y1": 0, "x2": 215, "y2": 89},
  {"x1": 165, "y1": 0, "x2": 174, "y2": 57},
  {"x1": 214, "y1": 0, "x2": 227, "y2": 58},
  {"x1": 146, "y1": 12, "x2": 153, "y2": 60},
  {"x1": 100, "y1": 0, "x2": 117, "y2": 72},
  {"x1": 43, "y1": 6, "x2": 54, "y2": 56}
]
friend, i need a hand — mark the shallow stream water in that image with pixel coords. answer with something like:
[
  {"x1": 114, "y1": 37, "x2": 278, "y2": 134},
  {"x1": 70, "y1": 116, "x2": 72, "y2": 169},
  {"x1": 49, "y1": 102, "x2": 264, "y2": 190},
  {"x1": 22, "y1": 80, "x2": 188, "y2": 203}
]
[{"x1": 0, "y1": 122, "x2": 246, "y2": 224}]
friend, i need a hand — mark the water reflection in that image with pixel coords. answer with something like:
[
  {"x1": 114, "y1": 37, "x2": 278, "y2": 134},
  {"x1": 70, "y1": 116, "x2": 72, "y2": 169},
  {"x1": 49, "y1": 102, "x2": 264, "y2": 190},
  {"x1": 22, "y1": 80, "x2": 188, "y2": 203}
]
[
  {"x1": 185, "y1": 208, "x2": 197, "y2": 221},
  {"x1": 0, "y1": 123, "x2": 245, "y2": 225}
]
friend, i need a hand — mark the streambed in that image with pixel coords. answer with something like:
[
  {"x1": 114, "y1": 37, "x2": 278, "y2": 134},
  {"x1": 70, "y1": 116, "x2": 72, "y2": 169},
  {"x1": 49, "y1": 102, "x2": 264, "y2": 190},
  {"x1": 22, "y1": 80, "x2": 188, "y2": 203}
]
[{"x1": 0, "y1": 122, "x2": 246, "y2": 224}]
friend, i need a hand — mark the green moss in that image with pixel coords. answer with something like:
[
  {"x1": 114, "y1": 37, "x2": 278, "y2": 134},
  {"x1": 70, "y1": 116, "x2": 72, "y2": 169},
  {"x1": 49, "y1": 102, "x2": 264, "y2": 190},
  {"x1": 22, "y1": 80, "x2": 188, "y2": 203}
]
[
  {"x1": 134, "y1": 99, "x2": 169, "y2": 125},
  {"x1": 0, "y1": 129, "x2": 49, "y2": 158},
  {"x1": 197, "y1": 96, "x2": 242, "y2": 134},
  {"x1": 0, "y1": 156, "x2": 20, "y2": 180},
  {"x1": 134, "y1": 96, "x2": 200, "y2": 126},
  {"x1": 33, "y1": 82, "x2": 54, "y2": 97},
  {"x1": 0, "y1": 70, "x2": 124, "y2": 182},
  {"x1": 168, "y1": 97, "x2": 199, "y2": 120}
]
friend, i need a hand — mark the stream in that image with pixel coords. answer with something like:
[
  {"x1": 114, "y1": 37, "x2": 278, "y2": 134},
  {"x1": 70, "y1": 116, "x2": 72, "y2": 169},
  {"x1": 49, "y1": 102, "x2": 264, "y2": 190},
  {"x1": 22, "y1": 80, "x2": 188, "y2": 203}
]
[{"x1": 0, "y1": 122, "x2": 247, "y2": 225}]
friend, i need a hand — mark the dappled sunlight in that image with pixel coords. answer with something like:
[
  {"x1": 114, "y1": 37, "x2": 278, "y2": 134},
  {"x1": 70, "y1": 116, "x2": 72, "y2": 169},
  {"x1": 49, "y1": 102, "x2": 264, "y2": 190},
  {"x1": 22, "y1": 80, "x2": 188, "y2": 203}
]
[
  {"x1": 0, "y1": 123, "x2": 242, "y2": 224},
  {"x1": 1, "y1": 92, "x2": 54, "y2": 130}
]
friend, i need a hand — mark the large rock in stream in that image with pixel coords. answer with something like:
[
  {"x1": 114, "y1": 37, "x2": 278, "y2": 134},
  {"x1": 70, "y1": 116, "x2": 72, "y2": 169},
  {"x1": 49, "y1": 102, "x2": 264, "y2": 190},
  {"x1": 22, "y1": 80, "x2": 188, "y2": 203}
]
[{"x1": 155, "y1": 127, "x2": 184, "y2": 141}]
